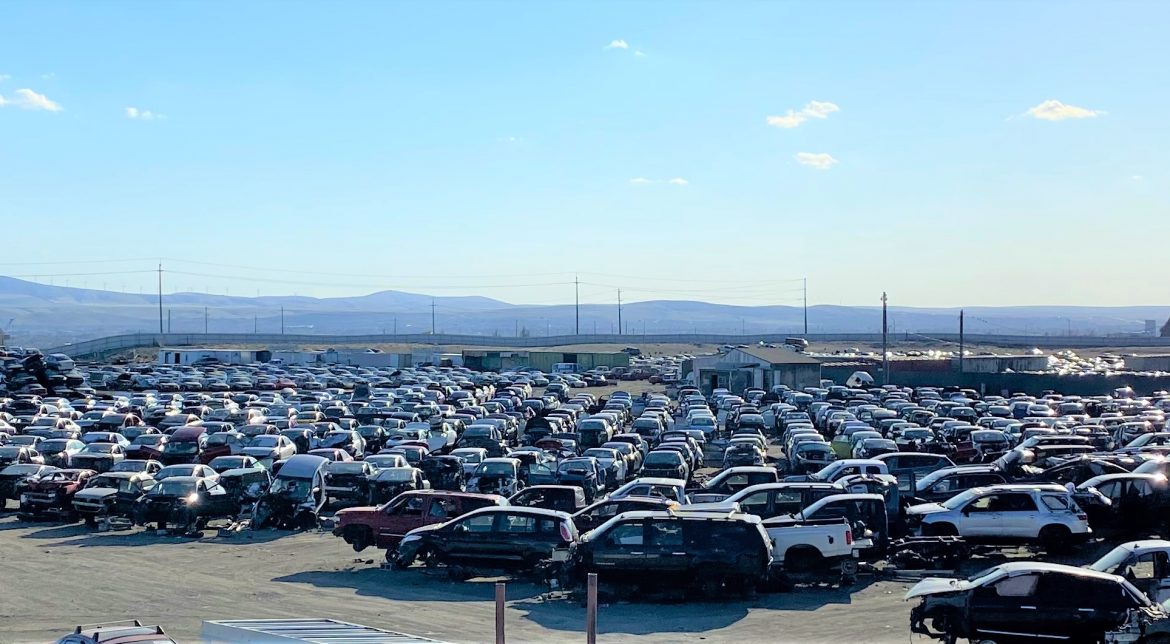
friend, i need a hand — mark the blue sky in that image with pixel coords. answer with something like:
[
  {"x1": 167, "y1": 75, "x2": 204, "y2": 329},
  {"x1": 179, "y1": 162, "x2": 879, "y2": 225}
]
[{"x1": 1, "y1": 1, "x2": 1166, "y2": 308}]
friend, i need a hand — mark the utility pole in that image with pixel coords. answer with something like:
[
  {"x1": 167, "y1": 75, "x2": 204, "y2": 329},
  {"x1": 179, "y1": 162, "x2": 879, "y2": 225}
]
[
  {"x1": 167, "y1": 309, "x2": 172, "y2": 333},
  {"x1": 157, "y1": 263, "x2": 164, "y2": 334},
  {"x1": 881, "y1": 292, "x2": 889, "y2": 385},
  {"x1": 431, "y1": 300, "x2": 436, "y2": 335},
  {"x1": 959, "y1": 309, "x2": 965, "y2": 373},
  {"x1": 393, "y1": 317, "x2": 397, "y2": 335},
  {"x1": 254, "y1": 315, "x2": 258, "y2": 333},
  {"x1": 515, "y1": 319, "x2": 519, "y2": 337},
  {"x1": 803, "y1": 277, "x2": 808, "y2": 335},
  {"x1": 575, "y1": 275, "x2": 580, "y2": 335},
  {"x1": 617, "y1": 289, "x2": 622, "y2": 336},
  {"x1": 204, "y1": 307, "x2": 208, "y2": 334},
  {"x1": 281, "y1": 306, "x2": 285, "y2": 335}
]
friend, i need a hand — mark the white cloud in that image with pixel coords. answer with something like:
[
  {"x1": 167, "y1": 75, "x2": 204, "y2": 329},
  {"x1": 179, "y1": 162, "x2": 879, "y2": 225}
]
[
  {"x1": 630, "y1": 177, "x2": 689, "y2": 185},
  {"x1": 605, "y1": 39, "x2": 629, "y2": 50},
  {"x1": 634, "y1": 50, "x2": 646, "y2": 57},
  {"x1": 795, "y1": 152, "x2": 838, "y2": 170},
  {"x1": 0, "y1": 74, "x2": 9, "y2": 82},
  {"x1": 0, "y1": 88, "x2": 62, "y2": 111},
  {"x1": 41, "y1": 72, "x2": 55, "y2": 80},
  {"x1": 1132, "y1": 175, "x2": 1145, "y2": 181},
  {"x1": 766, "y1": 100, "x2": 840, "y2": 128},
  {"x1": 1026, "y1": 99, "x2": 1103, "y2": 121},
  {"x1": 125, "y1": 106, "x2": 163, "y2": 120}
]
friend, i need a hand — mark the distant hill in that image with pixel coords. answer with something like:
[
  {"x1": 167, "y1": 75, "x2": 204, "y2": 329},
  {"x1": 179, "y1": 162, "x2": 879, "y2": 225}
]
[{"x1": 1, "y1": 275, "x2": 1167, "y2": 346}]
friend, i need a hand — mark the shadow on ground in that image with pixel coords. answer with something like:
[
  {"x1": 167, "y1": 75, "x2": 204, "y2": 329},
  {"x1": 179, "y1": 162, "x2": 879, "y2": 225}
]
[{"x1": 273, "y1": 567, "x2": 549, "y2": 604}]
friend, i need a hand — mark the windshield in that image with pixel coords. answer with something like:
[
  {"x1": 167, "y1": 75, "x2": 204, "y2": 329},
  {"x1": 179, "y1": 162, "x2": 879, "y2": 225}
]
[
  {"x1": 474, "y1": 462, "x2": 514, "y2": 477},
  {"x1": 249, "y1": 435, "x2": 280, "y2": 448},
  {"x1": 329, "y1": 463, "x2": 366, "y2": 475},
  {"x1": 270, "y1": 476, "x2": 312, "y2": 497},
  {"x1": 645, "y1": 452, "x2": 681, "y2": 466},
  {"x1": 89, "y1": 476, "x2": 136, "y2": 492},
  {"x1": 1, "y1": 464, "x2": 42, "y2": 476},
  {"x1": 133, "y1": 435, "x2": 164, "y2": 445},
  {"x1": 151, "y1": 480, "x2": 197, "y2": 496},
  {"x1": 941, "y1": 489, "x2": 982, "y2": 510},
  {"x1": 39, "y1": 440, "x2": 70, "y2": 452},
  {"x1": 83, "y1": 444, "x2": 116, "y2": 454},
  {"x1": 454, "y1": 452, "x2": 483, "y2": 464},
  {"x1": 378, "y1": 468, "x2": 414, "y2": 482},
  {"x1": 207, "y1": 434, "x2": 238, "y2": 446},
  {"x1": 164, "y1": 441, "x2": 199, "y2": 454},
  {"x1": 1088, "y1": 545, "x2": 1132, "y2": 573},
  {"x1": 559, "y1": 460, "x2": 591, "y2": 474}
]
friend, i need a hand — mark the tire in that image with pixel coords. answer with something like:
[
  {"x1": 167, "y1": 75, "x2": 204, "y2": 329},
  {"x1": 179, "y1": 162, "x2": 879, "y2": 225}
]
[
  {"x1": 84, "y1": 515, "x2": 97, "y2": 527},
  {"x1": 1039, "y1": 525, "x2": 1071, "y2": 554},
  {"x1": 924, "y1": 522, "x2": 958, "y2": 537},
  {"x1": 349, "y1": 527, "x2": 371, "y2": 552}
]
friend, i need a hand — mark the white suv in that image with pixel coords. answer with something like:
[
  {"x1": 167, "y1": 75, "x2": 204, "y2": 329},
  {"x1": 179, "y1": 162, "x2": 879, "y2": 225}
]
[{"x1": 906, "y1": 484, "x2": 1090, "y2": 553}]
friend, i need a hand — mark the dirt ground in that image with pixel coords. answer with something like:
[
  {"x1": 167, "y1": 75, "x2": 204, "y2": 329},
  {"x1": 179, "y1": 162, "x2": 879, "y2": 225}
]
[{"x1": 0, "y1": 513, "x2": 924, "y2": 644}]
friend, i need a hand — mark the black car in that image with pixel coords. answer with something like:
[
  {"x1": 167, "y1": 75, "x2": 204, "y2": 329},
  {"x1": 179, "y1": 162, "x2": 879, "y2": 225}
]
[
  {"x1": 365, "y1": 466, "x2": 426, "y2": 504},
  {"x1": 509, "y1": 485, "x2": 587, "y2": 513},
  {"x1": 571, "y1": 496, "x2": 677, "y2": 533},
  {"x1": 323, "y1": 461, "x2": 378, "y2": 506},
  {"x1": 641, "y1": 450, "x2": 689, "y2": 480},
  {"x1": 134, "y1": 475, "x2": 239, "y2": 531},
  {"x1": 418, "y1": 455, "x2": 466, "y2": 492},
  {"x1": 569, "y1": 511, "x2": 772, "y2": 596},
  {"x1": 72, "y1": 471, "x2": 156, "y2": 525},
  {"x1": 356, "y1": 425, "x2": 389, "y2": 453},
  {"x1": 395, "y1": 506, "x2": 577, "y2": 578},
  {"x1": 555, "y1": 458, "x2": 603, "y2": 503},
  {"x1": 908, "y1": 562, "x2": 1151, "y2": 643}
]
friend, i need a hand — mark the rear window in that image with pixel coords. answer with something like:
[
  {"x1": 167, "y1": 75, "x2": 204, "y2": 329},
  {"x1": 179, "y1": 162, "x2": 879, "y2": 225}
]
[{"x1": 1041, "y1": 495, "x2": 1071, "y2": 511}]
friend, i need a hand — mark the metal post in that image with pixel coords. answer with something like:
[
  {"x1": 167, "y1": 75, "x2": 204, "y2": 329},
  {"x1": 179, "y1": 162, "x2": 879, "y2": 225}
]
[
  {"x1": 394, "y1": 317, "x2": 397, "y2": 335},
  {"x1": 281, "y1": 306, "x2": 285, "y2": 335},
  {"x1": 204, "y1": 307, "x2": 208, "y2": 334},
  {"x1": 586, "y1": 573, "x2": 598, "y2": 644},
  {"x1": 157, "y1": 263, "x2": 164, "y2": 334},
  {"x1": 959, "y1": 309, "x2": 965, "y2": 373},
  {"x1": 881, "y1": 292, "x2": 889, "y2": 385},
  {"x1": 617, "y1": 289, "x2": 622, "y2": 336},
  {"x1": 431, "y1": 301, "x2": 436, "y2": 335},
  {"x1": 495, "y1": 582, "x2": 506, "y2": 644},
  {"x1": 575, "y1": 275, "x2": 580, "y2": 335},
  {"x1": 803, "y1": 277, "x2": 808, "y2": 335},
  {"x1": 254, "y1": 315, "x2": 258, "y2": 334},
  {"x1": 167, "y1": 309, "x2": 171, "y2": 333}
]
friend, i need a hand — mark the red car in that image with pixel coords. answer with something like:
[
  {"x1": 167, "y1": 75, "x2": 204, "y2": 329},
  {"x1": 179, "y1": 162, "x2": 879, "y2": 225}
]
[{"x1": 332, "y1": 490, "x2": 504, "y2": 557}]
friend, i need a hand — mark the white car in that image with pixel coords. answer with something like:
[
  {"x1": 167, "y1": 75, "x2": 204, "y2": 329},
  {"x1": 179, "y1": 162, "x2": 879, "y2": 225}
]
[{"x1": 907, "y1": 484, "x2": 1090, "y2": 552}]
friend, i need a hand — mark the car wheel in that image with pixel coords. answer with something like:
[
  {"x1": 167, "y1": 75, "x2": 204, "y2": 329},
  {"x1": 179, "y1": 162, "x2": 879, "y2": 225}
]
[
  {"x1": 1039, "y1": 525, "x2": 1071, "y2": 554},
  {"x1": 349, "y1": 528, "x2": 371, "y2": 552},
  {"x1": 784, "y1": 546, "x2": 824, "y2": 573}
]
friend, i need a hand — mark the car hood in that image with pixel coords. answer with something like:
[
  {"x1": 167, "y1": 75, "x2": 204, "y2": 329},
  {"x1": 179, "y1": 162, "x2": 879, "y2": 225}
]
[
  {"x1": 906, "y1": 502, "x2": 948, "y2": 516},
  {"x1": 73, "y1": 453, "x2": 114, "y2": 461},
  {"x1": 905, "y1": 577, "x2": 971, "y2": 600},
  {"x1": 241, "y1": 447, "x2": 278, "y2": 458},
  {"x1": 73, "y1": 487, "x2": 118, "y2": 500}
]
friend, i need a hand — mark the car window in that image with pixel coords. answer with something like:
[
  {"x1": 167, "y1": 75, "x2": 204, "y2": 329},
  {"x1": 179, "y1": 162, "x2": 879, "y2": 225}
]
[
  {"x1": 1129, "y1": 553, "x2": 1161, "y2": 580},
  {"x1": 499, "y1": 514, "x2": 537, "y2": 534},
  {"x1": 648, "y1": 520, "x2": 683, "y2": 548},
  {"x1": 1087, "y1": 578, "x2": 1140, "y2": 611},
  {"x1": 740, "y1": 491, "x2": 770, "y2": 515},
  {"x1": 992, "y1": 574, "x2": 1039, "y2": 597},
  {"x1": 965, "y1": 495, "x2": 998, "y2": 513},
  {"x1": 430, "y1": 499, "x2": 457, "y2": 519},
  {"x1": 606, "y1": 522, "x2": 644, "y2": 547},
  {"x1": 399, "y1": 496, "x2": 425, "y2": 517},
  {"x1": 997, "y1": 494, "x2": 1038, "y2": 512},
  {"x1": 1041, "y1": 495, "x2": 1071, "y2": 511},
  {"x1": 458, "y1": 513, "x2": 495, "y2": 533}
]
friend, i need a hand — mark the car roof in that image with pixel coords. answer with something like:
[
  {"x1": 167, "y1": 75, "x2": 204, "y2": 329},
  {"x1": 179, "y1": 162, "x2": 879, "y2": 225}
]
[
  {"x1": 986, "y1": 561, "x2": 1129, "y2": 582},
  {"x1": 464, "y1": 505, "x2": 572, "y2": 519},
  {"x1": 606, "y1": 509, "x2": 763, "y2": 524},
  {"x1": 623, "y1": 477, "x2": 686, "y2": 486}
]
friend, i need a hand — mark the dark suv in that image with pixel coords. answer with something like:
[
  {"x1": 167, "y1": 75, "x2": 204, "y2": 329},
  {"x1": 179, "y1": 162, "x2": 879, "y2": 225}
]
[
  {"x1": 570, "y1": 510, "x2": 772, "y2": 596},
  {"x1": 395, "y1": 506, "x2": 577, "y2": 578}
]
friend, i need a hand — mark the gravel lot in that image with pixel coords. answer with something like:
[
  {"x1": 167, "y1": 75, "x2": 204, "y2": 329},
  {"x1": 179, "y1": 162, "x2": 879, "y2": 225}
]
[{"x1": 0, "y1": 513, "x2": 922, "y2": 643}]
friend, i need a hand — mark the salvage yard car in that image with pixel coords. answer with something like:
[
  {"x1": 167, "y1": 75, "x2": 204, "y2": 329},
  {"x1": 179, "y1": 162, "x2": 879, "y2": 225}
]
[
  {"x1": 907, "y1": 484, "x2": 1091, "y2": 552},
  {"x1": 17, "y1": 468, "x2": 97, "y2": 519},
  {"x1": 334, "y1": 490, "x2": 505, "y2": 557},
  {"x1": 72, "y1": 471, "x2": 156, "y2": 526},
  {"x1": 394, "y1": 506, "x2": 577, "y2": 578},
  {"x1": 908, "y1": 562, "x2": 1152, "y2": 643},
  {"x1": 569, "y1": 510, "x2": 772, "y2": 597},
  {"x1": 134, "y1": 476, "x2": 239, "y2": 532}
]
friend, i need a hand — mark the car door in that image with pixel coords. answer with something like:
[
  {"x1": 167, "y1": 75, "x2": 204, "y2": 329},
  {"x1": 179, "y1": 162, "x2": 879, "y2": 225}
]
[
  {"x1": 496, "y1": 512, "x2": 542, "y2": 561},
  {"x1": 994, "y1": 493, "x2": 1041, "y2": 537},
  {"x1": 589, "y1": 519, "x2": 648, "y2": 576},
  {"x1": 1119, "y1": 550, "x2": 1170, "y2": 603},
  {"x1": 737, "y1": 489, "x2": 773, "y2": 518},
  {"x1": 441, "y1": 511, "x2": 497, "y2": 562},
  {"x1": 644, "y1": 517, "x2": 686, "y2": 573},
  {"x1": 956, "y1": 493, "x2": 1004, "y2": 537},
  {"x1": 968, "y1": 572, "x2": 1044, "y2": 640},
  {"x1": 527, "y1": 462, "x2": 558, "y2": 486},
  {"x1": 379, "y1": 495, "x2": 427, "y2": 544}
]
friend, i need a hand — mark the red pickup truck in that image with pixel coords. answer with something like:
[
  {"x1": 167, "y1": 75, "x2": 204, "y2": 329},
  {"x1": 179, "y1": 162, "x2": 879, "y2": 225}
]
[{"x1": 332, "y1": 490, "x2": 505, "y2": 556}]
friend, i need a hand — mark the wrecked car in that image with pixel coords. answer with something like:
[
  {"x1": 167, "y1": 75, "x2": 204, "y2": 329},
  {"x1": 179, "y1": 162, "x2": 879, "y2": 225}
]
[
  {"x1": 134, "y1": 475, "x2": 240, "y2": 532},
  {"x1": 17, "y1": 467, "x2": 97, "y2": 519},
  {"x1": 368, "y1": 466, "x2": 430, "y2": 505},
  {"x1": 333, "y1": 489, "x2": 504, "y2": 557},
  {"x1": 72, "y1": 471, "x2": 156, "y2": 526},
  {"x1": 252, "y1": 454, "x2": 328, "y2": 530}
]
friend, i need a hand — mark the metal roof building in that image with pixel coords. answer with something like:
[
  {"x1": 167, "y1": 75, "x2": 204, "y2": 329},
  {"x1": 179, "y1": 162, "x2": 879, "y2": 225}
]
[
  {"x1": 686, "y1": 345, "x2": 822, "y2": 395},
  {"x1": 202, "y1": 618, "x2": 448, "y2": 643}
]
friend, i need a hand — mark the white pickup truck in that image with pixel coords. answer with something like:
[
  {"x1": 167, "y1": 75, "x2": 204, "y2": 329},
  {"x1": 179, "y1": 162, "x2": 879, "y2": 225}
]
[{"x1": 762, "y1": 515, "x2": 858, "y2": 581}]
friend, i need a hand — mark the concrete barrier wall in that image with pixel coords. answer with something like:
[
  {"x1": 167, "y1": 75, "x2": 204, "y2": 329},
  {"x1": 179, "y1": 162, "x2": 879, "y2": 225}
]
[{"x1": 49, "y1": 331, "x2": 1170, "y2": 360}]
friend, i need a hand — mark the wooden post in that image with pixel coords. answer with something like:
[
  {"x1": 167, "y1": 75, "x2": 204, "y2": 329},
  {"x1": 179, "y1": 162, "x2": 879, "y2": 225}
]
[
  {"x1": 495, "y1": 582, "x2": 506, "y2": 644},
  {"x1": 586, "y1": 573, "x2": 598, "y2": 644}
]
